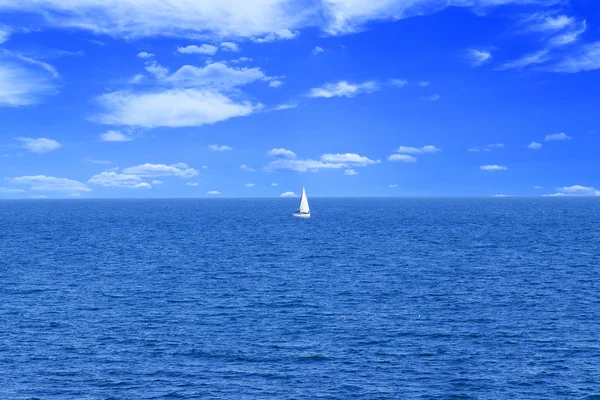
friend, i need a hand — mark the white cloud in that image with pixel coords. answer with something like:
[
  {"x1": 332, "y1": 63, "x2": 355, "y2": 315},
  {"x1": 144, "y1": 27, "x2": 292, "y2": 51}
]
[
  {"x1": 396, "y1": 145, "x2": 441, "y2": 154},
  {"x1": 11, "y1": 175, "x2": 91, "y2": 192},
  {"x1": 123, "y1": 162, "x2": 198, "y2": 178},
  {"x1": 82, "y1": 158, "x2": 112, "y2": 164},
  {"x1": 487, "y1": 143, "x2": 504, "y2": 149},
  {"x1": 207, "y1": 190, "x2": 221, "y2": 195},
  {"x1": 528, "y1": 141, "x2": 542, "y2": 149},
  {"x1": 93, "y1": 89, "x2": 256, "y2": 128},
  {"x1": 271, "y1": 183, "x2": 279, "y2": 186},
  {"x1": 152, "y1": 180, "x2": 163, "y2": 184},
  {"x1": 389, "y1": 79, "x2": 408, "y2": 87},
  {"x1": 534, "y1": 185, "x2": 543, "y2": 189},
  {"x1": 267, "y1": 148, "x2": 296, "y2": 158},
  {"x1": 545, "y1": 185, "x2": 600, "y2": 197},
  {"x1": 499, "y1": 50, "x2": 550, "y2": 70},
  {"x1": 0, "y1": 60, "x2": 57, "y2": 106},
  {"x1": 422, "y1": 94, "x2": 440, "y2": 101},
  {"x1": 99, "y1": 130, "x2": 133, "y2": 142},
  {"x1": 321, "y1": 153, "x2": 379, "y2": 165},
  {"x1": 220, "y1": 42, "x2": 240, "y2": 52},
  {"x1": 545, "y1": 132, "x2": 571, "y2": 141},
  {"x1": 418, "y1": 81, "x2": 430, "y2": 87},
  {"x1": 0, "y1": 27, "x2": 9, "y2": 44},
  {"x1": 480, "y1": 165, "x2": 508, "y2": 171},
  {"x1": 177, "y1": 44, "x2": 218, "y2": 55},
  {"x1": 312, "y1": 46, "x2": 324, "y2": 55},
  {"x1": 549, "y1": 42, "x2": 600, "y2": 73},
  {"x1": 273, "y1": 103, "x2": 298, "y2": 111},
  {"x1": 164, "y1": 62, "x2": 269, "y2": 89},
  {"x1": 252, "y1": 29, "x2": 298, "y2": 43},
  {"x1": 245, "y1": 183, "x2": 255, "y2": 187},
  {"x1": 468, "y1": 143, "x2": 504, "y2": 152},
  {"x1": 467, "y1": 148, "x2": 480, "y2": 152},
  {"x1": 388, "y1": 154, "x2": 416, "y2": 162},
  {"x1": 0, "y1": 187, "x2": 24, "y2": 193},
  {"x1": 137, "y1": 51, "x2": 154, "y2": 59},
  {"x1": 230, "y1": 57, "x2": 253, "y2": 63},
  {"x1": 344, "y1": 169, "x2": 358, "y2": 175},
  {"x1": 209, "y1": 144, "x2": 232, "y2": 151},
  {"x1": 31, "y1": 195, "x2": 48, "y2": 199},
  {"x1": 0, "y1": 0, "x2": 551, "y2": 40},
  {"x1": 88, "y1": 171, "x2": 151, "y2": 188},
  {"x1": 280, "y1": 191, "x2": 297, "y2": 197},
  {"x1": 308, "y1": 80, "x2": 378, "y2": 98},
  {"x1": 265, "y1": 159, "x2": 345, "y2": 172},
  {"x1": 240, "y1": 164, "x2": 256, "y2": 172},
  {"x1": 528, "y1": 14, "x2": 575, "y2": 32},
  {"x1": 15, "y1": 137, "x2": 61, "y2": 153},
  {"x1": 467, "y1": 49, "x2": 492, "y2": 67},
  {"x1": 388, "y1": 184, "x2": 398, "y2": 188},
  {"x1": 268, "y1": 80, "x2": 283, "y2": 88},
  {"x1": 186, "y1": 182, "x2": 199, "y2": 186}
]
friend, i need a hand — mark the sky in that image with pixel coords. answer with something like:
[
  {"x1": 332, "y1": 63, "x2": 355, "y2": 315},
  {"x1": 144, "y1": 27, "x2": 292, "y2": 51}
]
[{"x1": 1, "y1": 0, "x2": 599, "y2": 199}]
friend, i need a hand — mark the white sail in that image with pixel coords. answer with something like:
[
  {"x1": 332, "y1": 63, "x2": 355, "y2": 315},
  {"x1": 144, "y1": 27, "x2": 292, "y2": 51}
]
[{"x1": 298, "y1": 187, "x2": 310, "y2": 214}]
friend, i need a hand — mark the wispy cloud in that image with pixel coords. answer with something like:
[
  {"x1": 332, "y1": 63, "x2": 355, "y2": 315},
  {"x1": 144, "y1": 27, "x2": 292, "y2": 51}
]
[
  {"x1": 265, "y1": 152, "x2": 379, "y2": 172},
  {"x1": 186, "y1": 182, "x2": 199, "y2": 186},
  {"x1": 422, "y1": 94, "x2": 440, "y2": 101},
  {"x1": 137, "y1": 51, "x2": 154, "y2": 59},
  {"x1": 467, "y1": 49, "x2": 492, "y2": 67},
  {"x1": 344, "y1": 169, "x2": 358, "y2": 175},
  {"x1": 208, "y1": 144, "x2": 232, "y2": 152},
  {"x1": 0, "y1": 187, "x2": 25, "y2": 193},
  {"x1": 15, "y1": 137, "x2": 61, "y2": 153},
  {"x1": 308, "y1": 81, "x2": 378, "y2": 98},
  {"x1": 480, "y1": 165, "x2": 508, "y2": 171},
  {"x1": 207, "y1": 190, "x2": 221, "y2": 195},
  {"x1": 245, "y1": 183, "x2": 255, "y2": 188},
  {"x1": 388, "y1": 184, "x2": 398, "y2": 188},
  {"x1": 389, "y1": 79, "x2": 408, "y2": 87},
  {"x1": 320, "y1": 153, "x2": 379, "y2": 165},
  {"x1": 82, "y1": 158, "x2": 112, "y2": 164},
  {"x1": 312, "y1": 46, "x2": 324, "y2": 55},
  {"x1": 395, "y1": 145, "x2": 441, "y2": 154},
  {"x1": 545, "y1": 185, "x2": 600, "y2": 197},
  {"x1": 388, "y1": 154, "x2": 417, "y2": 163},
  {"x1": 99, "y1": 130, "x2": 133, "y2": 142},
  {"x1": 0, "y1": 60, "x2": 57, "y2": 106},
  {"x1": 11, "y1": 175, "x2": 91, "y2": 192},
  {"x1": 252, "y1": 29, "x2": 298, "y2": 43}
]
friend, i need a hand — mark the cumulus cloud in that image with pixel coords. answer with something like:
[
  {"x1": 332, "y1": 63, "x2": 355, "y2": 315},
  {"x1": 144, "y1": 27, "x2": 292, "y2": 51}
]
[
  {"x1": 240, "y1": 164, "x2": 256, "y2": 172},
  {"x1": 123, "y1": 162, "x2": 198, "y2": 178},
  {"x1": 162, "y1": 62, "x2": 270, "y2": 89},
  {"x1": 177, "y1": 44, "x2": 218, "y2": 55},
  {"x1": 545, "y1": 185, "x2": 600, "y2": 197},
  {"x1": 15, "y1": 137, "x2": 61, "y2": 153},
  {"x1": 396, "y1": 145, "x2": 440, "y2": 154},
  {"x1": 137, "y1": 51, "x2": 154, "y2": 59},
  {"x1": 93, "y1": 89, "x2": 256, "y2": 128},
  {"x1": 308, "y1": 81, "x2": 378, "y2": 98},
  {"x1": 344, "y1": 169, "x2": 358, "y2": 175},
  {"x1": 312, "y1": 46, "x2": 324, "y2": 55},
  {"x1": 480, "y1": 165, "x2": 508, "y2": 171},
  {"x1": 268, "y1": 80, "x2": 283, "y2": 88},
  {"x1": 207, "y1": 190, "x2": 221, "y2": 195},
  {"x1": 99, "y1": 130, "x2": 133, "y2": 142},
  {"x1": 245, "y1": 183, "x2": 255, "y2": 187},
  {"x1": 88, "y1": 171, "x2": 151, "y2": 188},
  {"x1": 545, "y1": 132, "x2": 571, "y2": 141},
  {"x1": 209, "y1": 144, "x2": 232, "y2": 151},
  {"x1": 388, "y1": 154, "x2": 417, "y2": 163},
  {"x1": 220, "y1": 42, "x2": 240, "y2": 52},
  {"x1": 10, "y1": 175, "x2": 91, "y2": 192},
  {"x1": 252, "y1": 29, "x2": 298, "y2": 43},
  {"x1": 528, "y1": 141, "x2": 542, "y2": 149},
  {"x1": 320, "y1": 153, "x2": 379, "y2": 165},
  {"x1": 267, "y1": 148, "x2": 296, "y2": 158},
  {"x1": 280, "y1": 191, "x2": 297, "y2": 197}
]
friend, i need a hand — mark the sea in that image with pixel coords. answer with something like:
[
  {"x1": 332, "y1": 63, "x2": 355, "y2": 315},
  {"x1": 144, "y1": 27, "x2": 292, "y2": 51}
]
[{"x1": 1, "y1": 198, "x2": 600, "y2": 399}]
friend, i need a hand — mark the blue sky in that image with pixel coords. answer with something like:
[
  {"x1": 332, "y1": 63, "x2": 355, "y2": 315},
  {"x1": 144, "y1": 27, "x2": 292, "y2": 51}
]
[{"x1": 1, "y1": 0, "x2": 599, "y2": 198}]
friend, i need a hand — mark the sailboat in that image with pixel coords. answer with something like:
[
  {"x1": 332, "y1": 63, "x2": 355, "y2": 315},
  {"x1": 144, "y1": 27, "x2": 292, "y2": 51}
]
[{"x1": 293, "y1": 187, "x2": 310, "y2": 218}]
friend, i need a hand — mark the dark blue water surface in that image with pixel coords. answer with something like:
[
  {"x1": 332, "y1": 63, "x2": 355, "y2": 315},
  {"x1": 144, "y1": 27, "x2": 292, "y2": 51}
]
[{"x1": 2, "y1": 198, "x2": 600, "y2": 399}]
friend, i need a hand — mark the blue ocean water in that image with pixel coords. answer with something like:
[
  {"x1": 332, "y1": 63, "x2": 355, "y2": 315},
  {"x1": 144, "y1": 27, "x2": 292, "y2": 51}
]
[{"x1": 1, "y1": 198, "x2": 600, "y2": 399}]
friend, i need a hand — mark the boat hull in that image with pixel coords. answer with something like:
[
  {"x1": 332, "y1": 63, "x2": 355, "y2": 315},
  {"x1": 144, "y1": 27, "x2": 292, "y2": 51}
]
[{"x1": 293, "y1": 212, "x2": 310, "y2": 218}]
